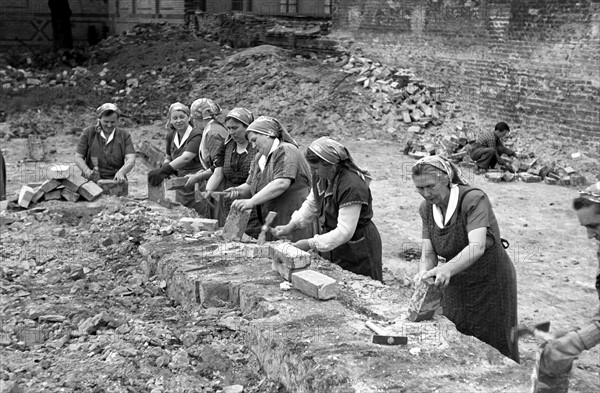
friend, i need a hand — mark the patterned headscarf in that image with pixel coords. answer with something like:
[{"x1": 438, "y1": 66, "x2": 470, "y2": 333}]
[
  {"x1": 225, "y1": 108, "x2": 254, "y2": 126},
  {"x1": 190, "y1": 98, "x2": 221, "y2": 120},
  {"x1": 165, "y1": 102, "x2": 190, "y2": 130},
  {"x1": 413, "y1": 155, "x2": 469, "y2": 185},
  {"x1": 579, "y1": 181, "x2": 600, "y2": 204},
  {"x1": 245, "y1": 116, "x2": 298, "y2": 147},
  {"x1": 96, "y1": 103, "x2": 120, "y2": 118},
  {"x1": 308, "y1": 136, "x2": 370, "y2": 182}
]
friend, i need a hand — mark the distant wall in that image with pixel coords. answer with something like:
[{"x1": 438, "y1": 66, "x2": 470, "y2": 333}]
[
  {"x1": 111, "y1": 0, "x2": 185, "y2": 34},
  {"x1": 0, "y1": 0, "x2": 109, "y2": 47},
  {"x1": 333, "y1": 0, "x2": 600, "y2": 155},
  {"x1": 205, "y1": 0, "x2": 332, "y2": 17}
]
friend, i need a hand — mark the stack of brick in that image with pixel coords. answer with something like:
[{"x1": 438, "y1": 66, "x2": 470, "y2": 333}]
[
  {"x1": 269, "y1": 242, "x2": 337, "y2": 300},
  {"x1": 16, "y1": 167, "x2": 109, "y2": 209}
]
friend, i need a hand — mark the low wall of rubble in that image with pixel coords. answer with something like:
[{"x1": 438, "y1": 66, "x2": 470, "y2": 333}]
[{"x1": 139, "y1": 229, "x2": 528, "y2": 392}]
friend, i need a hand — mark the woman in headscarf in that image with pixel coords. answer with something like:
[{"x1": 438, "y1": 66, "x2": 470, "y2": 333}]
[
  {"x1": 75, "y1": 103, "x2": 136, "y2": 183},
  {"x1": 272, "y1": 137, "x2": 383, "y2": 282},
  {"x1": 184, "y1": 98, "x2": 229, "y2": 221},
  {"x1": 202, "y1": 108, "x2": 261, "y2": 237},
  {"x1": 228, "y1": 116, "x2": 315, "y2": 242},
  {"x1": 412, "y1": 155, "x2": 519, "y2": 363},
  {"x1": 148, "y1": 102, "x2": 205, "y2": 212}
]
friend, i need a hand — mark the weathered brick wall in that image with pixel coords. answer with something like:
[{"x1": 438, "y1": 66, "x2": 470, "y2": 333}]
[{"x1": 333, "y1": 0, "x2": 600, "y2": 155}]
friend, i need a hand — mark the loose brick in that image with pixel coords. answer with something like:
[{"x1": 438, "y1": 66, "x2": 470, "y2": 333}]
[
  {"x1": 545, "y1": 177, "x2": 558, "y2": 185},
  {"x1": 61, "y1": 188, "x2": 80, "y2": 202},
  {"x1": 97, "y1": 180, "x2": 129, "y2": 197},
  {"x1": 40, "y1": 179, "x2": 61, "y2": 193},
  {"x1": 44, "y1": 188, "x2": 63, "y2": 200},
  {"x1": 519, "y1": 173, "x2": 542, "y2": 183},
  {"x1": 18, "y1": 186, "x2": 35, "y2": 208},
  {"x1": 272, "y1": 260, "x2": 308, "y2": 281},
  {"x1": 79, "y1": 182, "x2": 103, "y2": 201},
  {"x1": 222, "y1": 208, "x2": 251, "y2": 241},
  {"x1": 48, "y1": 164, "x2": 71, "y2": 180},
  {"x1": 165, "y1": 177, "x2": 188, "y2": 191},
  {"x1": 269, "y1": 243, "x2": 312, "y2": 269},
  {"x1": 570, "y1": 172, "x2": 587, "y2": 187},
  {"x1": 291, "y1": 270, "x2": 337, "y2": 300},
  {"x1": 62, "y1": 173, "x2": 87, "y2": 193},
  {"x1": 407, "y1": 277, "x2": 443, "y2": 322},
  {"x1": 484, "y1": 172, "x2": 502, "y2": 183},
  {"x1": 148, "y1": 182, "x2": 166, "y2": 203},
  {"x1": 31, "y1": 187, "x2": 45, "y2": 204},
  {"x1": 179, "y1": 217, "x2": 218, "y2": 232},
  {"x1": 502, "y1": 172, "x2": 516, "y2": 182}
]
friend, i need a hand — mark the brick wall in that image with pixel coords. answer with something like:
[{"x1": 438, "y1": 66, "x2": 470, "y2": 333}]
[
  {"x1": 111, "y1": 0, "x2": 185, "y2": 34},
  {"x1": 333, "y1": 0, "x2": 600, "y2": 155},
  {"x1": 205, "y1": 0, "x2": 330, "y2": 17}
]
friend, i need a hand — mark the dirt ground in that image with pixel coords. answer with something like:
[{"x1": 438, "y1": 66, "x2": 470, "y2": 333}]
[{"x1": 1, "y1": 24, "x2": 599, "y2": 392}]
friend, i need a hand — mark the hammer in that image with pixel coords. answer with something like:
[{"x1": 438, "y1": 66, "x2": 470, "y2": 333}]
[
  {"x1": 257, "y1": 211, "x2": 277, "y2": 246},
  {"x1": 511, "y1": 321, "x2": 552, "y2": 342},
  {"x1": 365, "y1": 321, "x2": 408, "y2": 346}
]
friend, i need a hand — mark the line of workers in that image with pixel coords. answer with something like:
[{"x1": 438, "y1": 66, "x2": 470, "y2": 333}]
[{"x1": 64, "y1": 101, "x2": 599, "y2": 376}]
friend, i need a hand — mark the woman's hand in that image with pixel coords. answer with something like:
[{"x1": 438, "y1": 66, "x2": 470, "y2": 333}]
[
  {"x1": 223, "y1": 187, "x2": 240, "y2": 200},
  {"x1": 271, "y1": 222, "x2": 296, "y2": 239},
  {"x1": 412, "y1": 270, "x2": 429, "y2": 284},
  {"x1": 231, "y1": 198, "x2": 254, "y2": 212},
  {"x1": 185, "y1": 173, "x2": 202, "y2": 188},
  {"x1": 421, "y1": 265, "x2": 453, "y2": 288},
  {"x1": 113, "y1": 170, "x2": 127, "y2": 183},
  {"x1": 293, "y1": 239, "x2": 311, "y2": 252}
]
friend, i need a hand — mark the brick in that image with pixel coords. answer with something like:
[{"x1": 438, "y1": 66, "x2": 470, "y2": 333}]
[
  {"x1": 570, "y1": 172, "x2": 587, "y2": 186},
  {"x1": 272, "y1": 260, "x2": 308, "y2": 281},
  {"x1": 31, "y1": 187, "x2": 45, "y2": 204},
  {"x1": 241, "y1": 244, "x2": 270, "y2": 258},
  {"x1": 48, "y1": 164, "x2": 71, "y2": 180},
  {"x1": 407, "y1": 277, "x2": 443, "y2": 322},
  {"x1": 545, "y1": 177, "x2": 558, "y2": 185},
  {"x1": 519, "y1": 173, "x2": 542, "y2": 183},
  {"x1": 222, "y1": 208, "x2": 251, "y2": 241},
  {"x1": 26, "y1": 182, "x2": 43, "y2": 188},
  {"x1": 484, "y1": 172, "x2": 502, "y2": 183},
  {"x1": 269, "y1": 243, "x2": 312, "y2": 269},
  {"x1": 179, "y1": 217, "x2": 218, "y2": 232},
  {"x1": 62, "y1": 173, "x2": 87, "y2": 193},
  {"x1": 559, "y1": 176, "x2": 571, "y2": 186},
  {"x1": 165, "y1": 177, "x2": 188, "y2": 191},
  {"x1": 44, "y1": 188, "x2": 63, "y2": 200},
  {"x1": 18, "y1": 186, "x2": 35, "y2": 208},
  {"x1": 199, "y1": 281, "x2": 230, "y2": 307},
  {"x1": 291, "y1": 270, "x2": 337, "y2": 300},
  {"x1": 502, "y1": 172, "x2": 516, "y2": 182},
  {"x1": 97, "y1": 180, "x2": 129, "y2": 197},
  {"x1": 148, "y1": 182, "x2": 166, "y2": 203},
  {"x1": 79, "y1": 182, "x2": 103, "y2": 201},
  {"x1": 40, "y1": 179, "x2": 61, "y2": 193},
  {"x1": 61, "y1": 188, "x2": 80, "y2": 202}
]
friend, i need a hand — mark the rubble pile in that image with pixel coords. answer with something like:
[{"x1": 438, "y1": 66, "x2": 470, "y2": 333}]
[{"x1": 0, "y1": 198, "x2": 285, "y2": 392}]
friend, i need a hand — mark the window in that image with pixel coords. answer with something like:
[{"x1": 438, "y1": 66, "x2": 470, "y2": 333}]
[
  {"x1": 232, "y1": 0, "x2": 243, "y2": 11},
  {"x1": 279, "y1": 0, "x2": 297, "y2": 14},
  {"x1": 324, "y1": 0, "x2": 332, "y2": 14}
]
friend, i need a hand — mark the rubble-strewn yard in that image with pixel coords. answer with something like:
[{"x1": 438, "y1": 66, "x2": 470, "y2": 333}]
[{"x1": 1, "y1": 22, "x2": 599, "y2": 392}]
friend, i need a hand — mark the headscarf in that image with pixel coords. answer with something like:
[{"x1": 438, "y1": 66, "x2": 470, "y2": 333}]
[
  {"x1": 245, "y1": 116, "x2": 298, "y2": 147},
  {"x1": 190, "y1": 98, "x2": 221, "y2": 120},
  {"x1": 413, "y1": 155, "x2": 469, "y2": 185},
  {"x1": 96, "y1": 103, "x2": 120, "y2": 118},
  {"x1": 165, "y1": 102, "x2": 190, "y2": 130},
  {"x1": 225, "y1": 108, "x2": 254, "y2": 126},
  {"x1": 579, "y1": 181, "x2": 600, "y2": 204},
  {"x1": 308, "y1": 136, "x2": 370, "y2": 182}
]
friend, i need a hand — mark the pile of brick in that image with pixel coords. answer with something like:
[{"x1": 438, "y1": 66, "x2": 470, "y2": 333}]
[
  {"x1": 342, "y1": 55, "x2": 448, "y2": 129},
  {"x1": 15, "y1": 165, "x2": 127, "y2": 209}
]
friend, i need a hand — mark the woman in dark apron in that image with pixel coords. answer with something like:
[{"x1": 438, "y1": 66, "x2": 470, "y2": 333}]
[
  {"x1": 228, "y1": 116, "x2": 315, "y2": 242},
  {"x1": 148, "y1": 102, "x2": 208, "y2": 214},
  {"x1": 412, "y1": 155, "x2": 519, "y2": 363},
  {"x1": 272, "y1": 137, "x2": 383, "y2": 282},
  {"x1": 202, "y1": 108, "x2": 261, "y2": 237}
]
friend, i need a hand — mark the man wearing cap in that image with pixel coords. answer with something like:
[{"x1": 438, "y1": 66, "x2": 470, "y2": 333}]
[
  {"x1": 75, "y1": 103, "x2": 136, "y2": 183},
  {"x1": 469, "y1": 122, "x2": 526, "y2": 172},
  {"x1": 532, "y1": 182, "x2": 600, "y2": 392}
]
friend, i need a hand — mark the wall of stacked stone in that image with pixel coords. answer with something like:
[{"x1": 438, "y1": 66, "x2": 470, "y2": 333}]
[{"x1": 333, "y1": 0, "x2": 600, "y2": 156}]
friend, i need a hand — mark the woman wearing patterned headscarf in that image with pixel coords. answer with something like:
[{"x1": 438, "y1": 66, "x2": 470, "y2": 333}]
[
  {"x1": 184, "y1": 98, "x2": 229, "y2": 221},
  {"x1": 412, "y1": 155, "x2": 519, "y2": 363},
  {"x1": 228, "y1": 116, "x2": 315, "y2": 242},
  {"x1": 201, "y1": 108, "x2": 261, "y2": 237},
  {"x1": 272, "y1": 137, "x2": 383, "y2": 281},
  {"x1": 148, "y1": 102, "x2": 205, "y2": 212}
]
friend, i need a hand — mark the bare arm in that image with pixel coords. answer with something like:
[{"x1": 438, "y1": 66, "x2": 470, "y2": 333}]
[
  {"x1": 206, "y1": 167, "x2": 224, "y2": 192},
  {"x1": 168, "y1": 151, "x2": 196, "y2": 170},
  {"x1": 75, "y1": 153, "x2": 93, "y2": 178}
]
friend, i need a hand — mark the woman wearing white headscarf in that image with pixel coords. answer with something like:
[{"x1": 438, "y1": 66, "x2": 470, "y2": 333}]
[
  {"x1": 272, "y1": 137, "x2": 383, "y2": 282},
  {"x1": 228, "y1": 116, "x2": 315, "y2": 242},
  {"x1": 412, "y1": 155, "x2": 519, "y2": 363},
  {"x1": 148, "y1": 102, "x2": 205, "y2": 212}
]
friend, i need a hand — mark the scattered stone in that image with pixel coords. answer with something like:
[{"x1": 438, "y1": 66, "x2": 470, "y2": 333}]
[
  {"x1": 39, "y1": 314, "x2": 67, "y2": 323},
  {"x1": 169, "y1": 349, "x2": 189, "y2": 369},
  {"x1": 223, "y1": 385, "x2": 244, "y2": 393},
  {"x1": 179, "y1": 217, "x2": 219, "y2": 232}
]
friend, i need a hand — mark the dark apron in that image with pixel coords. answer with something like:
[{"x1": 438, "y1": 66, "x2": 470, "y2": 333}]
[
  {"x1": 425, "y1": 188, "x2": 519, "y2": 363},
  {"x1": 169, "y1": 134, "x2": 209, "y2": 216}
]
